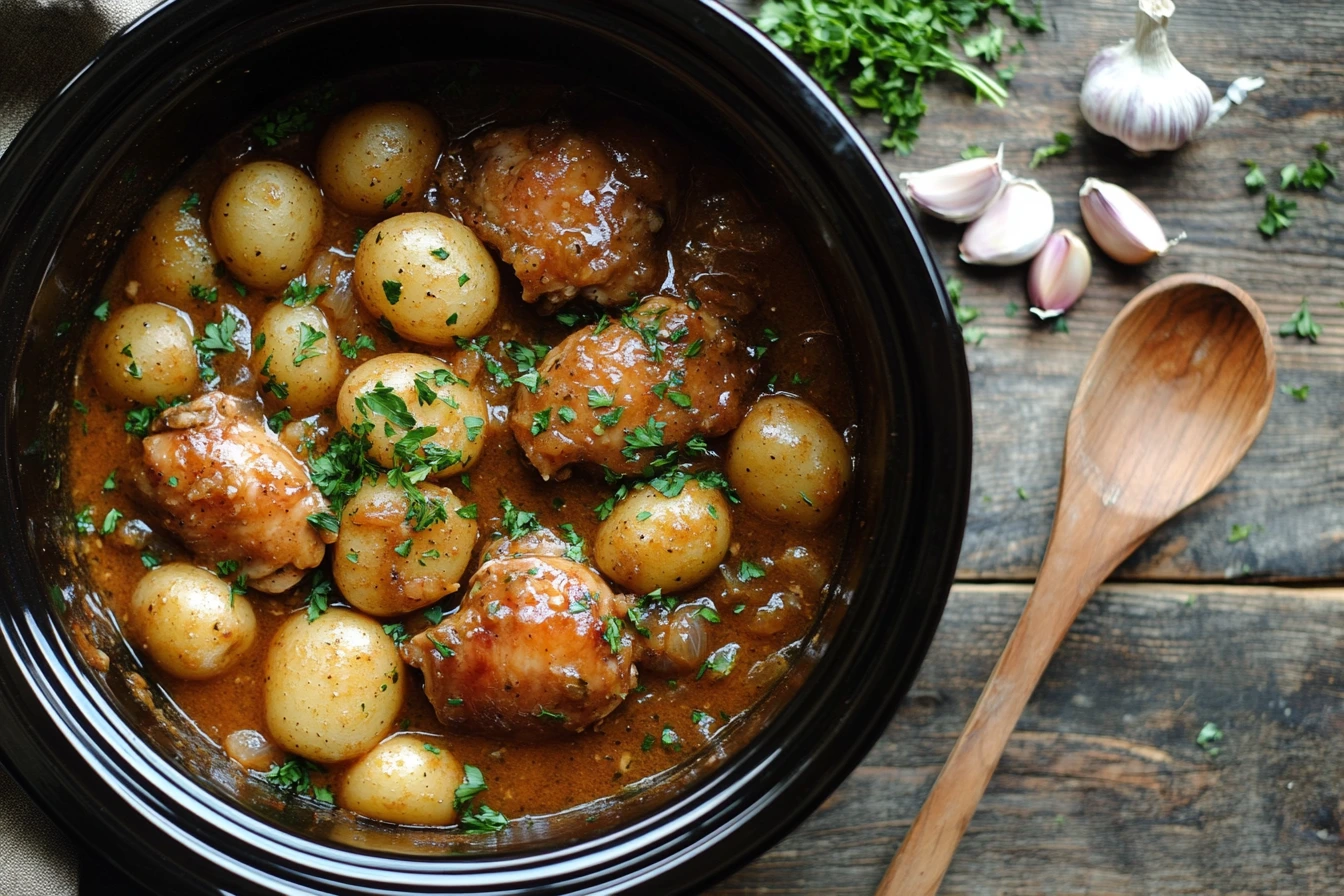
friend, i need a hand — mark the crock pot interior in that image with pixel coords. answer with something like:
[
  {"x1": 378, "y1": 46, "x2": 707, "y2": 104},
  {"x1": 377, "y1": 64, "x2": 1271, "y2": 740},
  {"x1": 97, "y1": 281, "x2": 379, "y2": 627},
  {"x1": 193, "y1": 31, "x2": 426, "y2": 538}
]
[{"x1": 10, "y1": 1, "x2": 916, "y2": 861}]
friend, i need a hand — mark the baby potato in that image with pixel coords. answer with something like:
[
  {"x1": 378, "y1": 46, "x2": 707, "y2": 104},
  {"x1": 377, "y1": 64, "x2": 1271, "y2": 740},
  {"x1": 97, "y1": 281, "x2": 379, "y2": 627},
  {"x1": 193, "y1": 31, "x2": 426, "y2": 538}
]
[
  {"x1": 594, "y1": 480, "x2": 731, "y2": 594},
  {"x1": 252, "y1": 303, "x2": 341, "y2": 417},
  {"x1": 333, "y1": 476, "x2": 477, "y2": 617},
  {"x1": 338, "y1": 733, "x2": 464, "y2": 826},
  {"x1": 264, "y1": 608, "x2": 405, "y2": 763},
  {"x1": 316, "y1": 102, "x2": 444, "y2": 215},
  {"x1": 210, "y1": 161, "x2": 324, "y2": 291},
  {"x1": 726, "y1": 396, "x2": 851, "y2": 525},
  {"x1": 90, "y1": 303, "x2": 198, "y2": 404},
  {"x1": 336, "y1": 352, "x2": 488, "y2": 478},
  {"x1": 354, "y1": 212, "x2": 499, "y2": 344},
  {"x1": 128, "y1": 563, "x2": 256, "y2": 680},
  {"x1": 125, "y1": 187, "x2": 220, "y2": 308}
]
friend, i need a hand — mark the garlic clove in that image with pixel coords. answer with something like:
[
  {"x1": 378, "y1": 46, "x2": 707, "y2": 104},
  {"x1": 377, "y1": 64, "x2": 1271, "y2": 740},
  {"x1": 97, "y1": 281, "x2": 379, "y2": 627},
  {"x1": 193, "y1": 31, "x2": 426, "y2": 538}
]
[
  {"x1": 1079, "y1": 0, "x2": 1213, "y2": 154},
  {"x1": 958, "y1": 177, "x2": 1055, "y2": 267},
  {"x1": 899, "y1": 145, "x2": 1007, "y2": 223},
  {"x1": 1078, "y1": 177, "x2": 1184, "y2": 265},
  {"x1": 1028, "y1": 229, "x2": 1092, "y2": 319}
]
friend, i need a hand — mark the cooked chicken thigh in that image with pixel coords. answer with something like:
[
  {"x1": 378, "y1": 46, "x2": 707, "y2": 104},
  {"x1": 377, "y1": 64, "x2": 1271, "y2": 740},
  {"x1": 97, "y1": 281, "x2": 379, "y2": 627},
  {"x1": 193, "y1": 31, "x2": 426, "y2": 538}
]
[
  {"x1": 401, "y1": 556, "x2": 636, "y2": 739},
  {"x1": 510, "y1": 296, "x2": 756, "y2": 478},
  {"x1": 457, "y1": 123, "x2": 669, "y2": 309},
  {"x1": 138, "y1": 392, "x2": 335, "y2": 592}
]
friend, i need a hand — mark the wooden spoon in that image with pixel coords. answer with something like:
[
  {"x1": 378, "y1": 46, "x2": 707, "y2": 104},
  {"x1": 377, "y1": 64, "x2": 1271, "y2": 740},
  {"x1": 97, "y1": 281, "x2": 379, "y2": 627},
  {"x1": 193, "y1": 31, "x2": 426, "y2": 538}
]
[{"x1": 878, "y1": 274, "x2": 1276, "y2": 896}]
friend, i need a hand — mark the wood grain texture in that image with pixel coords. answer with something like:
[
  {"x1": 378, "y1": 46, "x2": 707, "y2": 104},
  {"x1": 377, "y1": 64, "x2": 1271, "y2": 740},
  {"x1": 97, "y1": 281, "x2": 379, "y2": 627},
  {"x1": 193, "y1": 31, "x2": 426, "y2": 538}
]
[
  {"x1": 722, "y1": 0, "x2": 1344, "y2": 581},
  {"x1": 714, "y1": 584, "x2": 1344, "y2": 895},
  {"x1": 881, "y1": 276, "x2": 1276, "y2": 895}
]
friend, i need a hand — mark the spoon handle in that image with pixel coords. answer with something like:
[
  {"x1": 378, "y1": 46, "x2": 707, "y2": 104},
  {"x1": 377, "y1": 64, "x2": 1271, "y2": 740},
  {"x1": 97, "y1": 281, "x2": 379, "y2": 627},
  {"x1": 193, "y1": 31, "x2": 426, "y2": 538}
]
[{"x1": 876, "y1": 532, "x2": 1127, "y2": 896}]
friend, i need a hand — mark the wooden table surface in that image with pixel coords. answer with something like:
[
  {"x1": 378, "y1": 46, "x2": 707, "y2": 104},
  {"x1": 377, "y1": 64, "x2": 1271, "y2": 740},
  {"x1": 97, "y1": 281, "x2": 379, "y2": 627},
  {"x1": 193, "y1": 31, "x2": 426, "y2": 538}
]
[{"x1": 715, "y1": 1, "x2": 1344, "y2": 893}]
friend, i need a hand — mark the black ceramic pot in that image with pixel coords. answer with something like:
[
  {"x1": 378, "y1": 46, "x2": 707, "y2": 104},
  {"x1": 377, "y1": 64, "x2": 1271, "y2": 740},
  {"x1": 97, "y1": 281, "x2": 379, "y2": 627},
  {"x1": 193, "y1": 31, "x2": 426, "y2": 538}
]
[{"x1": 0, "y1": 1, "x2": 970, "y2": 893}]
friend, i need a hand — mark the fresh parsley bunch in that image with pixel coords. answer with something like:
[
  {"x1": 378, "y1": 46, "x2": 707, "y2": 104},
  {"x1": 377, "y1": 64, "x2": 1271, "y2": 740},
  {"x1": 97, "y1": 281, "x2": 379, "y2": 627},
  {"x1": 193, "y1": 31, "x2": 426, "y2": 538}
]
[{"x1": 757, "y1": 0, "x2": 1045, "y2": 153}]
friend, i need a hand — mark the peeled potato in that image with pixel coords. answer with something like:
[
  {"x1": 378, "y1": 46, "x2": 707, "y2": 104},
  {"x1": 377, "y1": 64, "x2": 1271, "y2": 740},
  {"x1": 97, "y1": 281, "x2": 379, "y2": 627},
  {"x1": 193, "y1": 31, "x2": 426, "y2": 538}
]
[
  {"x1": 354, "y1": 212, "x2": 499, "y2": 344},
  {"x1": 338, "y1": 733, "x2": 464, "y2": 826},
  {"x1": 726, "y1": 396, "x2": 851, "y2": 525},
  {"x1": 264, "y1": 608, "x2": 405, "y2": 763},
  {"x1": 316, "y1": 102, "x2": 444, "y2": 215},
  {"x1": 336, "y1": 352, "x2": 488, "y2": 478},
  {"x1": 126, "y1": 187, "x2": 221, "y2": 308},
  {"x1": 90, "y1": 303, "x2": 198, "y2": 404},
  {"x1": 128, "y1": 563, "x2": 256, "y2": 680},
  {"x1": 252, "y1": 303, "x2": 341, "y2": 417},
  {"x1": 594, "y1": 481, "x2": 731, "y2": 594},
  {"x1": 210, "y1": 161, "x2": 324, "y2": 291},
  {"x1": 333, "y1": 476, "x2": 477, "y2": 617}
]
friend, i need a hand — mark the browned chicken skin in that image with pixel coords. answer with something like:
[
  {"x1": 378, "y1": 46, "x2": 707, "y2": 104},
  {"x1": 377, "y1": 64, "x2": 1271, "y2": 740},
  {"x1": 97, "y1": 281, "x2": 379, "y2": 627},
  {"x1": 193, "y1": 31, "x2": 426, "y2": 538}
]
[
  {"x1": 458, "y1": 123, "x2": 669, "y2": 310},
  {"x1": 137, "y1": 392, "x2": 335, "y2": 592},
  {"x1": 510, "y1": 296, "x2": 756, "y2": 479},
  {"x1": 401, "y1": 556, "x2": 636, "y2": 740}
]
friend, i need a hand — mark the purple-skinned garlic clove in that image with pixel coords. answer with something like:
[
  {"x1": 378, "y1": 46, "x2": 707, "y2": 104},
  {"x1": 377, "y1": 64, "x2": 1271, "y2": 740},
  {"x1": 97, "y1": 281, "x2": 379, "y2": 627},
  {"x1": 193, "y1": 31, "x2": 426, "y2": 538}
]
[
  {"x1": 1028, "y1": 229, "x2": 1092, "y2": 319},
  {"x1": 898, "y1": 145, "x2": 1007, "y2": 223},
  {"x1": 1078, "y1": 177, "x2": 1183, "y2": 265}
]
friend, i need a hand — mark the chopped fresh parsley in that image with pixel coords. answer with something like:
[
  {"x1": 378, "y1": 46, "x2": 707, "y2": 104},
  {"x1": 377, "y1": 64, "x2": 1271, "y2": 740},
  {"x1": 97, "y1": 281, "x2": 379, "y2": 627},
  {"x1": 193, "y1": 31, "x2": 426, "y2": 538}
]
[
  {"x1": 306, "y1": 511, "x2": 340, "y2": 534},
  {"x1": 1228, "y1": 523, "x2": 1256, "y2": 544},
  {"x1": 1029, "y1": 131, "x2": 1072, "y2": 168},
  {"x1": 102, "y1": 470, "x2": 117, "y2": 491},
  {"x1": 305, "y1": 569, "x2": 333, "y2": 622},
  {"x1": 74, "y1": 505, "x2": 95, "y2": 535},
  {"x1": 1259, "y1": 192, "x2": 1297, "y2": 237},
  {"x1": 621, "y1": 416, "x2": 665, "y2": 460},
  {"x1": 1280, "y1": 299, "x2": 1321, "y2": 342},
  {"x1": 264, "y1": 756, "x2": 331, "y2": 802},
  {"x1": 382, "y1": 623, "x2": 409, "y2": 645},
  {"x1": 382, "y1": 280, "x2": 402, "y2": 305},
  {"x1": 961, "y1": 144, "x2": 989, "y2": 160},
  {"x1": 755, "y1": 0, "x2": 1043, "y2": 153},
  {"x1": 430, "y1": 247, "x2": 449, "y2": 260},
  {"x1": 737, "y1": 560, "x2": 766, "y2": 582},
  {"x1": 697, "y1": 643, "x2": 739, "y2": 680},
  {"x1": 99, "y1": 508, "x2": 123, "y2": 536},
  {"x1": 499, "y1": 497, "x2": 541, "y2": 539},
  {"x1": 188, "y1": 283, "x2": 218, "y2": 304},
  {"x1": 383, "y1": 186, "x2": 403, "y2": 208},
  {"x1": 530, "y1": 408, "x2": 551, "y2": 435},
  {"x1": 1242, "y1": 159, "x2": 1266, "y2": 192},
  {"x1": 179, "y1": 192, "x2": 201, "y2": 213},
  {"x1": 426, "y1": 632, "x2": 454, "y2": 659},
  {"x1": 292, "y1": 322, "x2": 326, "y2": 366},
  {"x1": 1280, "y1": 383, "x2": 1310, "y2": 402},
  {"x1": 281, "y1": 275, "x2": 330, "y2": 308},
  {"x1": 338, "y1": 333, "x2": 377, "y2": 359},
  {"x1": 92, "y1": 299, "x2": 111, "y2": 321},
  {"x1": 602, "y1": 615, "x2": 624, "y2": 654}
]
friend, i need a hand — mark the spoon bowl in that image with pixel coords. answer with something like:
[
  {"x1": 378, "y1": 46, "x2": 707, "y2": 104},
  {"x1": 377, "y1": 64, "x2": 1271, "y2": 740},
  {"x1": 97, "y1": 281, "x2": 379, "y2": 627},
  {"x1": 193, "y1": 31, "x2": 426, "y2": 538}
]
[
  {"x1": 1069, "y1": 274, "x2": 1275, "y2": 522},
  {"x1": 879, "y1": 273, "x2": 1275, "y2": 896}
]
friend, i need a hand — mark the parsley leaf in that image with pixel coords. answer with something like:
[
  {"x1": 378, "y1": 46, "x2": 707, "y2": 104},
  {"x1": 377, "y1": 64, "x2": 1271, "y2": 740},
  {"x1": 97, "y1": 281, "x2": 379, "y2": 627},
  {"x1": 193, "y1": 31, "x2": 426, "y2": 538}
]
[
  {"x1": 1029, "y1": 132, "x2": 1072, "y2": 168},
  {"x1": 281, "y1": 275, "x2": 329, "y2": 308},
  {"x1": 1258, "y1": 192, "x2": 1297, "y2": 237},
  {"x1": 1279, "y1": 299, "x2": 1321, "y2": 342},
  {"x1": 1242, "y1": 159, "x2": 1266, "y2": 192}
]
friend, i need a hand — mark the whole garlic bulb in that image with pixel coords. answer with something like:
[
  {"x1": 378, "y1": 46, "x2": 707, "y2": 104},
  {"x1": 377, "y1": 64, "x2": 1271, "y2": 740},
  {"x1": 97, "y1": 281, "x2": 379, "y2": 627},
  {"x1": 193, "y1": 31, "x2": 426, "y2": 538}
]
[{"x1": 1079, "y1": 0, "x2": 1212, "y2": 153}]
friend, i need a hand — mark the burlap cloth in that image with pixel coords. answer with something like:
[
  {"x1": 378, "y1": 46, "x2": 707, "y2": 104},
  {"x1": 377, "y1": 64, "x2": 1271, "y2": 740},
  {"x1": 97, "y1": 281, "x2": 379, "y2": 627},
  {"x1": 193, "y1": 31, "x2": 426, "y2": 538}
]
[{"x1": 1, "y1": 3, "x2": 162, "y2": 892}]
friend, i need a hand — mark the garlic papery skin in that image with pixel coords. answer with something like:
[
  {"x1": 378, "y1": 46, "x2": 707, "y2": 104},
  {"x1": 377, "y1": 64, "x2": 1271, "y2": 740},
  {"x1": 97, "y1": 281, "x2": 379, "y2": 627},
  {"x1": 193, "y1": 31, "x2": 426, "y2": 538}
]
[
  {"x1": 1028, "y1": 230, "x2": 1092, "y2": 319},
  {"x1": 899, "y1": 145, "x2": 1006, "y2": 223},
  {"x1": 958, "y1": 177, "x2": 1054, "y2": 267},
  {"x1": 1079, "y1": 0, "x2": 1213, "y2": 154},
  {"x1": 1078, "y1": 178, "x2": 1184, "y2": 265}
]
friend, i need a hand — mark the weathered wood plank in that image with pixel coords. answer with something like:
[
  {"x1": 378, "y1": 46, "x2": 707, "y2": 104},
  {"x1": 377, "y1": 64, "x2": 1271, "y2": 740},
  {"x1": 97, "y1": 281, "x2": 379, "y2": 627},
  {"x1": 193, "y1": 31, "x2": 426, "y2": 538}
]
[
  {"x1": 724, "y1": 0, "x2": 1344, "y2": 581},
  {"x1": 715, "y1": 583, "x2": 1344, "y2": 895}
]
